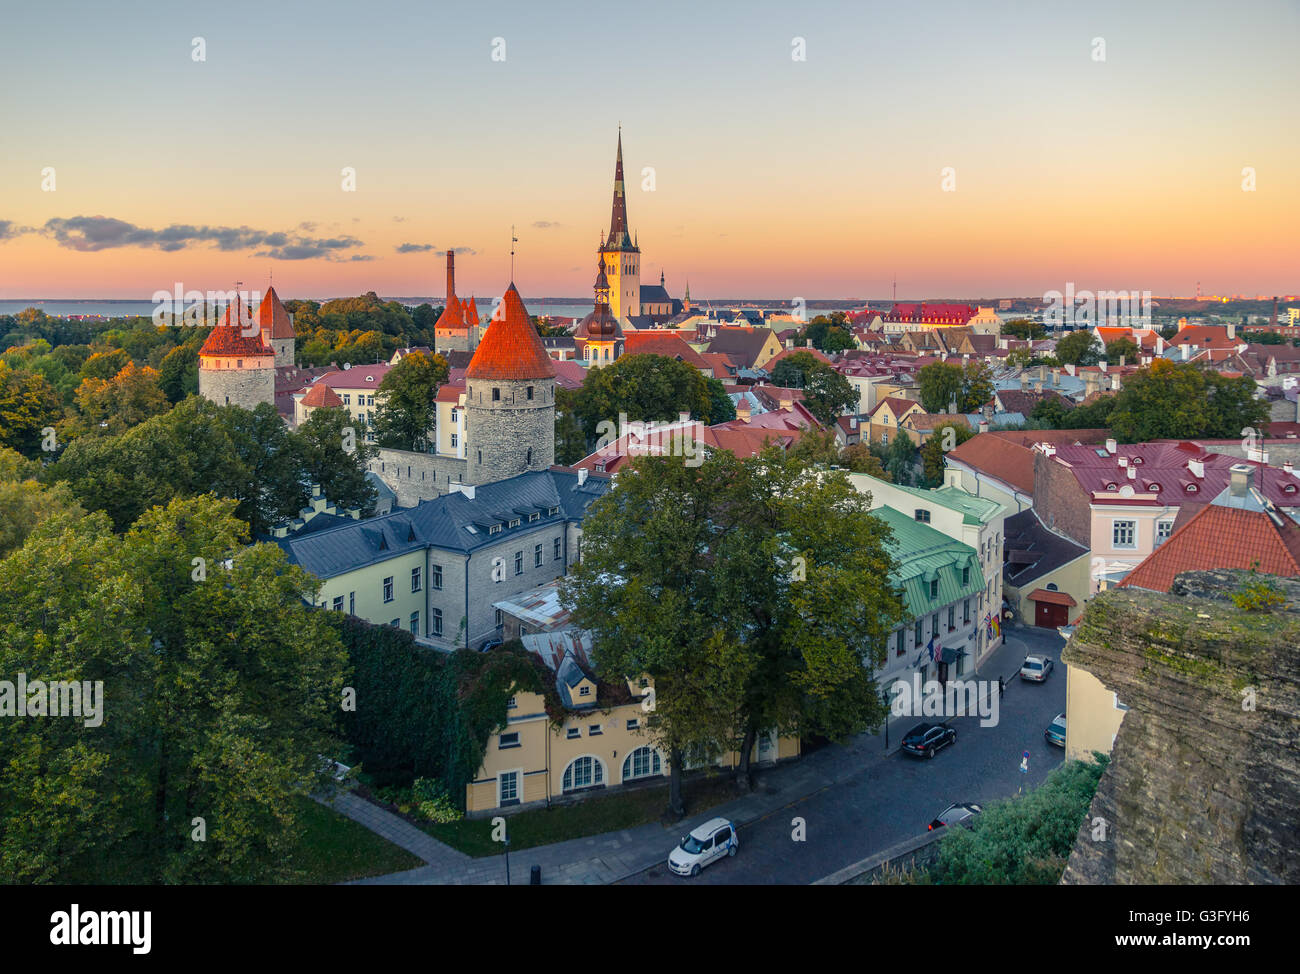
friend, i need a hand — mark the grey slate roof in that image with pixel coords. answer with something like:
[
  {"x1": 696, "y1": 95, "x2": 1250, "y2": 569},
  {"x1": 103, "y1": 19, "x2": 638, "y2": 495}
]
[
  {"x1": 272, "y1": 469, "x2": 612, "y2": 579},
  {"x1": 1002, "y1": 508, "x2": 1090, "y2": 589}
]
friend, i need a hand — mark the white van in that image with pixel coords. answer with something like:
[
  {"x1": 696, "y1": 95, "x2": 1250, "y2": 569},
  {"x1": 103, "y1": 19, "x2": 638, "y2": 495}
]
[{"x1": 667, "y1": 817, "x2": 738, "y2": 877}]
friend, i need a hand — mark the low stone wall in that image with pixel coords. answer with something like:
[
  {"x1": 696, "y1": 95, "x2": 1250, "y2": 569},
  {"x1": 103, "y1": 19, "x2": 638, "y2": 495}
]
[
  {"x1": 369, "y1": 449, "x2": 467, "y2": 507},
  {"x1": 815, "y1": 829, "x2": 946, "y2": 885}
]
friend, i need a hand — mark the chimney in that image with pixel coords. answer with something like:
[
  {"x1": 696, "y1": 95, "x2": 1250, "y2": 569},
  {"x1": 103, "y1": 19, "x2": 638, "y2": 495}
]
[
  {"x1": 1127, "y1": 464, "x2": 1136, "y2": 480},
  {"x1": 1182, "y1": 344, "x2": 1190, "y2": 361},
  {"x1": 446, "y1": 249, "x2": 456, "y2": 302},
  {"x1": 1099, "y1": 359, "x2": 1108, "y2": 373},
  {"x1": 1020, "y1": 374, "x2": 1029, "y2": 391},
  {"x1": 1118, "y1": 456, "x2": 1128, "y2": 468},
  {"x1": 1188, "y1": 459, "x2": 1204, "y2": 478},
  {"x1": 1229, "y1": 463, "x2": 1254, "y2": 497},
  {"x1": 1119, "y1": 355, "x2": 1126, "y2": 368},
  {"x1": 1065, "y1": 363, "x2": 1077, "y2": 376},
  {"x1": 1033, "y1": 379, "x2": 1043, "y2": 393},
  {"x1": 979, "y1": 421, "x2": 989, "y2": 434},
  {"x1": 1105, "y1": 437, "x2": 1117, "y2": 454},
  {"x1": 736, "y1": 398, "x2": 752, "y2": 422},
  {"x1": 1284, "y1": 460, "x2": 1294, "y2": 477},
  {"x1": 577, "y1": 468, "x2": 589, "y2": 486},
  {"x1": 1227, "y1": 320, "x2": 1236, "y2": 341}
]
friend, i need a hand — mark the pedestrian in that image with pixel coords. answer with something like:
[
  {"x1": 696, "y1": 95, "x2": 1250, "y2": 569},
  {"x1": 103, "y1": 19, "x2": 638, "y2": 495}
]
[{"x1": 998, "y1": 675, "x2": 1004, "y2": 697}]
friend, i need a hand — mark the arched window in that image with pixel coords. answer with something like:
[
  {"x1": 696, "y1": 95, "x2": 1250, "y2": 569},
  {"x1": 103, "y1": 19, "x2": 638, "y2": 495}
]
[
  {"x1": 562, "y1": 755, "x2": 604, "y2": 792},
  {"x1": 622, "y1": 746, "x2": 662, "y2": 782}
]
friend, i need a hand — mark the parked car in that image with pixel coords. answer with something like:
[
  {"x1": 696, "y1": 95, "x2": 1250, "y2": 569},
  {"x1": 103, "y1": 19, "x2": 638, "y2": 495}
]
[
  {"x1": 928, "y1": 802, "x2": 983, "y2": 831},
  {"x1": 479, "y1": 638, "x2": 504, "y2": 653},
  {"x1": 1020, "y1": 655, "x2": 1054, "y2": 682},
  {"x1": 667, "y1": 817, "x2": 738, "y2": 877},
  {"x1": 1045, "y1": 712, "x2": 1067, "y2": 747},
  {"x1": 901, "y1": 722, "x2": 956, "y2": 759}
]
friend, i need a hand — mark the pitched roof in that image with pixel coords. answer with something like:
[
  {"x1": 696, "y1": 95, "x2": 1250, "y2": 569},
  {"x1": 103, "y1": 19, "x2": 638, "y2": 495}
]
[
  {"x1": 621, "y1": 331, "x2": 711, "y2": 372},
  {"x1": 199, "y1": 297, "x2": 275, "y2": 358},
  {"x1": 1119, "y1": 502, "x2": 1300, "y2": 593},
  {"x1": 300, "y1": 382, "x2": 343, "y2": 408},
  {"x1": 1002, "y1": 508, "x2": 1090, "y2": 588},
  {"x1": 257, "y1": 286, "x2": 296, "y2": 339},
  {"x1": 465, "y1": 284, "x2": 557, "y2": 381},
  {"x1": 869, "y1": 395, "x2": 922, "y2": 419},
  {"x1": 705, "y1": 326, "x2": 775, "y2": 370}
]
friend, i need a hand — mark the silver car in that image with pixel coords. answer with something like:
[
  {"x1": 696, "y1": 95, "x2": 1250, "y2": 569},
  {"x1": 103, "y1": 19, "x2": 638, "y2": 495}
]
[{"x1": 1020, "y1": 655, "x2": 1054, "y2": 682}]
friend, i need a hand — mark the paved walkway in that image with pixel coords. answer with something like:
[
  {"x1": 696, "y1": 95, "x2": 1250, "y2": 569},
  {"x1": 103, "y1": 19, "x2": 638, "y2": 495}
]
[{"x1": 332, "y1": 625, "x2": 1058, "y2": 885}]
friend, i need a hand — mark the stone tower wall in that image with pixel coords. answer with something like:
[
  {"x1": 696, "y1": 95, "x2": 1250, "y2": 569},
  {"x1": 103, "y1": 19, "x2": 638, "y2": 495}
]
[
  {"x1": 199, "y1": 359, "x2": 276, "y2": 411},
  {"x1": 465, "y1": 377, "x2": 555, "y2": 485}
]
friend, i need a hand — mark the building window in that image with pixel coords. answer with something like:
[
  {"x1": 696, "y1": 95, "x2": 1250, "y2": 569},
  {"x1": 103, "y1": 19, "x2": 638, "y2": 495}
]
[
  {"x1": 947, "y1": 606, "x2": 955, "y2": 630},
  {"x1": 896, "y1": 630, "x2": 905, "y2": 656},
  {"x1": 1113, "y1": 520, "x2": 1136, "y2": 549},
  {"x1": 431, "y1": 564, "x2": 443, "y2": 590},
  {"x1": 409, "y1": 612, "x2": 419, "y2": 634},
  {"x1": 589, "y1": 724, "x2": 602, "y2": 736},
  {"x1": 349, "y1": 591, "x2": 355, "y2": 614},
  {"x1": 332, "y1": 595, "x2": 344, "y2": 612},
  {"x1": 914, "y1": 509, "x2": 930, "y2": 523},
  {"x1": 343, "y1": 394, "x2": 351, "y2": 405},
  {"x1": 931, "y1": 613, "x2": 939, "y2": 635},
  {"x1": 579, "y1": 685, "x2": 591, "y2": 697},
  {"x1": 626, "y1": 718, "x2": 639, "y2": 731},
  {"x1": 566, "y1": 727, "x2": 580, "y2": 739},
  {"x1": 534, "y1": 544, "x2": 543, "y2": 567},
  {"x1": 527, "y1": 386, "x2": 534, "y2": 400},
  {"x1": 450, "y1": 409, "x2": 458, "y2": 423},
  {"x1": 477, "y1": 450, "x2": 482, "y2": 464},
  {"x1": 390, "y1": 618, "x2": 399, "y2": 628},
  {"x1": 914, "y1": 620, "x2": 922, "y2": 644},
  {"x1": 492, "y1": 388, "x2": 500, "y2": 401},
  {"x1": 929, "y1": 578, "x2": 939, "y2": 599},
  {"x1": 499, "y1": 771, "x2": 518, "y2": 805},
  {"x1": 528, "y1": 512, "x2": 540, "y2": 522},
  {"x1": 964, "y1": 598, "x2": 970, "y2": 624},
  {"x1": 382, "y1": 576, "x2": 393, "y2": 603},
  {"x1": 515, "y1": 551, "x2": 523, "y2": 575},
  {"x1": 431, "y1": 608, "x2": 443, "y2": 637},
  {"x1": 623, "y1": 746, "x2": 662, "y2": 781},
  {"x1": 1156, "y1": 520, "x2": 1174, "y2": 545},
  {"x1": 554, "y1": 537, "x2": 562, "y2": 560},
  {"x1": 411, "y1": 567, "x2": 421, "y2": 592},
  {"x1": 498, "y1": 732, "x2": 520, "y2": 750},
  {"x1": 962, "y1": 566, "x2": 970, "y2": 586},
  {"x1": 494, "y1": 608, "x2": 503, "y2": 627},
  {"x1": 450, "y1": 433, "x2": 458, "y2": 448},
  {"x1": 562, "y1": 756, "x2": 603, "y2": 792}
]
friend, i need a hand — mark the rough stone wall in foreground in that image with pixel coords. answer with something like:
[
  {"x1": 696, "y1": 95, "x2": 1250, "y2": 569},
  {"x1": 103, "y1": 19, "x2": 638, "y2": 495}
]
[{"x1": 1061, "y1": 570, "x2": 1300, "y2": 884}]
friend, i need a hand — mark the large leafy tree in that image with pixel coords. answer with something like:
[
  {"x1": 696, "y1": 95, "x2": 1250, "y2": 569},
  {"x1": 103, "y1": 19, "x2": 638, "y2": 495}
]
[
  {"x1": 572, "y1": 354, "x2": 715, "y2": 447},
  {"x1": 1107, "y1": 359, "x2": 1268, "y2": 442},
  {"x1": 373, "y1": 350, "x2": 449, "y2": 452},
  {"x1": 716, "y1": 449, "x2": 906, "y2": 787},
  {"x1": 0, "y1": 495, "x2": 350, "y2": 883},
  {"x1": 920, "y1": 421, "x2": 974, "y2": 486},
  {"x1": 562, "y1": 452, "x2": 756, "y2": 817},
  {"x1": 70, "y1": 362, "x2": 171, "y2": 436},
  {"x1": 0, "y1": 362, "x2": 62, "y2": 457},
  {"x1": 771, "y1": 352, "x2": 856, "y2": 425},
  {"x1": 1054, "y1": 330, "x2": 1102, "y2": 366},
  {"x1": 918, "y1": 362, "x2": 964, "y2": 413}
]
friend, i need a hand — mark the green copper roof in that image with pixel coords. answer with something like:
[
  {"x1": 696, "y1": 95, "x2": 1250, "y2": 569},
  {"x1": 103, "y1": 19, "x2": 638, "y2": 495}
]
[
  {"x1": 873, "y1": 506, "x2": 985, "y2": 618},
  {"x1": 854, "y1": 473, "x2": 1005, "y2": 527}
]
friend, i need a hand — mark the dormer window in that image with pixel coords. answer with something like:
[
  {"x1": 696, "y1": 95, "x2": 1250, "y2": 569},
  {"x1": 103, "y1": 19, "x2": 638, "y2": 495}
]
[
  {"x1": 508, "y1": 518, "x2": 520, "y2": 529},
  {"x1": 1106, "y1": 483, "x2": 1117, "y2": 491},
  {"x1": 1147, "y1": 483, "x2": 1160, "y2": 492},
  {"x1": 1186, "y1": 484, "x2": 1198, "y2": 493},
  {"x1": 548, "y1": 506, "x2": 560, "y2": 515},
  {"x1": 489, "y1": 524, "x2": 502, "y2": 535}
]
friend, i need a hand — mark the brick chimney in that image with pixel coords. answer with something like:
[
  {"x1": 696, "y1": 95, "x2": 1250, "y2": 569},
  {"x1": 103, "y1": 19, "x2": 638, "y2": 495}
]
[
  {"x1": 1229, "y1": 463, "x2": 1254, "y2": 497},
  {"x1": 446, "y1": 249, "x2": 456, "y2": 302}
]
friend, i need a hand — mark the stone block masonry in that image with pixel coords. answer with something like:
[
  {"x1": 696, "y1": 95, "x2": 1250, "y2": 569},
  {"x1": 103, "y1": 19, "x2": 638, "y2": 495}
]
[{"x1": 370, "y1": 449, "x2": 468, "y2": 507}]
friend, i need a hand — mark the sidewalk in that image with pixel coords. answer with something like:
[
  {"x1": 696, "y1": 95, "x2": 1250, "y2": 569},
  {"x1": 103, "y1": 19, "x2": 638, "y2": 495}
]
[{"x1": 337, "y1": 624, "x2": 1058, "y2": 885}]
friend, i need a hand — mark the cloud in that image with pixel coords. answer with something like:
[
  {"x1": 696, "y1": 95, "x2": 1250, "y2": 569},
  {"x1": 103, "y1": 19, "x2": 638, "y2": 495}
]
[
  {"x1": 443, "y1": 246, "x2": 477, "y2": 256},
  {"x1": 297, "y1": 221, "x2": 318, "y2": 232},
  {"x1": 392, "y1": 216, "x2": 407, "y2": 223},
  {"x1": 38, "y1": 215, "x2": 366, "y2": 261},
  {"x1": 532, "y1": 220, "x2": 561, "y2": 229},
  {"x1": 396, "y1": 242, "x2": 436, "y2": 253},
  {"x1": 0, "y1": 220, "x2": 36, "y2": 241}
]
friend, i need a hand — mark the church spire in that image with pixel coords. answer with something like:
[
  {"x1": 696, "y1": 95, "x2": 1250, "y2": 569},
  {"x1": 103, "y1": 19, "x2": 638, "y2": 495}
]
[{"x1": 607, "y1": 129, "x2": 632, "y2": 249}]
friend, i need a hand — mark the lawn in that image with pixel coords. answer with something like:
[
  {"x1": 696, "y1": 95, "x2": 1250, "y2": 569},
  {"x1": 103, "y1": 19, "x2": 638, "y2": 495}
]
[
  {"x1": 286, "y1": 798, "x2": 423, "y2": 883},
  {"x1": 420, "y1": 773, "x2": 741, "y2": 857}
]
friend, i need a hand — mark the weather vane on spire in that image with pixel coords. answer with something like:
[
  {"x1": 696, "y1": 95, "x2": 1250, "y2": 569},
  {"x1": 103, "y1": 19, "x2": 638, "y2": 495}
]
[{"x1": 510, "y1": 225, "x2": 518, "y2": 280}]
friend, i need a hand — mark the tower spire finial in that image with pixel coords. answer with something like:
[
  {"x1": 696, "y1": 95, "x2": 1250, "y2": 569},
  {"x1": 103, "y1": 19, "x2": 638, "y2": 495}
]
[{"x1": 510, "y1": 226, "x2": 518, "y2": 282}]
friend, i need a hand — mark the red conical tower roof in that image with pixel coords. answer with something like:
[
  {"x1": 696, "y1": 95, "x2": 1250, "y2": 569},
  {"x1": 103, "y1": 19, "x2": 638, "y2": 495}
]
[
  {"x1": 257, "y1": 285, "x2": 295, "y2": 339},
  {"x1": 465, "y1": 284, "x2": 557, "y2": 381},
  {"x1": 199, "y1": 296, "x2": 275, "y2": 357}
]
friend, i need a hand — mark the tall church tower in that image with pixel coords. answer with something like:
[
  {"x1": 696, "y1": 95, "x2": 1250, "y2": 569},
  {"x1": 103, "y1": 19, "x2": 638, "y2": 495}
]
[
  {"x1": 599, "y1": 130, "x2": 640, "y2": 321},
  {"x1": 198, "y1": 295, "x2": 276, "y2": 410},
  {"x1": 256, "y1": 285, "x2": 296, "y2": 367},
  {"x1": 463, "y1": 283, "x2": 557, "y2": 485}
]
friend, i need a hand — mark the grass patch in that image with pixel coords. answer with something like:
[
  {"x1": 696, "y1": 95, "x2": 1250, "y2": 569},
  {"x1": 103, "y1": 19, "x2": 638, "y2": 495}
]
[
  {"x1": 422, "y1": 773, "x2": 742, "y2": 857},
  {"x1": 285, "y1": 798, "x2": 423, "y2": 883}
]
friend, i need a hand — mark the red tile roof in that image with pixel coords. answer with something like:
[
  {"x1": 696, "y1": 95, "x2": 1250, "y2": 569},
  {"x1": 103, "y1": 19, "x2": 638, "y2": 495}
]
[
  {"x1": 621, "y1": 331, "x2": 711, "y2": 372},
  {"x1": 465, "y1": 284, "x2": 557, "y2": 381},
  {"x1": 199, "y1": 297, "x2": 275, "y2": 358},
  {"x1": 1120, "y1": 503, "x2": 1300, "y2": 592},
  {"x1": 257, "y1": 286, "x2": 295, "y2": 339},
  {"x1": 1028, "y1": 588, "x2": 1077, "y2": 607},
  {"x1": 300, "y1": 382, "x2": 343, "y2": 408}
]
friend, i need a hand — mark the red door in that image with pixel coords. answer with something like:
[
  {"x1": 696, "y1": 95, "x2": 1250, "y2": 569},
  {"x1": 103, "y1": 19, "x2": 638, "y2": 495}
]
[{"x1": 1035, "y1": 600, "x2": 1067, "y2": 628}]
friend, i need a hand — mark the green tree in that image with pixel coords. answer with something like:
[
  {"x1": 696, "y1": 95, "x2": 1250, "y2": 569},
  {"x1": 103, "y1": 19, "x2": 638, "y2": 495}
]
[
  {"x1": 920, "y1": 421, "x2": 974, "y2": 486},
  {"x1": 886, "y1": 434, "x2": 915, "y2": 485},
  {"x1": 1104, "y1": 337, "x2": 1140, "y2": 362},
  {"x1": 960, "y1": 360, "x2": 994, "y2": 412},
  {"x1": 562, "y1": 452, "x2": 756, "y2": 817},
  {"x1": 373, "y1": 350, "x2": 449, "y2": 452},
  {"x1": 554, "y1": 386, "x2": 587, "y2": 465},
  {"x1": 1003, "y1": 318, "x2": 1046, "y2": 340},
  {"x1": 71, "y1": 362, "x2": 171, "y2": 436},
  {"x1": 840, "y1": 442, "x2": 891, "y2": 479},
  {"x1": 158, "y1": 342, "x2": 200, "y2": 402},
  {"x1": 917, "y1": 362, "x2": 964, "y2": 413},
  {"x1": 705, "y1": 376, "x2": 736, "y2": 424},
  {"x1": 0, "y1": 363, "x2": 63, "y2": 457},
  {"x1": 573, "y1": 354, "x2": 713, "y2": 445},
  {"x1": 1054, "y1": 330, "x2": 1102, "y2": 367}
]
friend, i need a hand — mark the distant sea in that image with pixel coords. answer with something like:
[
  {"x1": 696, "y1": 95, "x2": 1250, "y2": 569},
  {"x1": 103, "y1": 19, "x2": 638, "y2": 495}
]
[{"x1": 0, "y1": 297, "x2": 863, "y2": 320}]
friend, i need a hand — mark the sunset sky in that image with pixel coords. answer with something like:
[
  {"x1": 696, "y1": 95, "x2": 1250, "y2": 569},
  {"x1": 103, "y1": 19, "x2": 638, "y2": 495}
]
[{"x1": 2, "y1": 0, "x2": 1297, "y2": 301}]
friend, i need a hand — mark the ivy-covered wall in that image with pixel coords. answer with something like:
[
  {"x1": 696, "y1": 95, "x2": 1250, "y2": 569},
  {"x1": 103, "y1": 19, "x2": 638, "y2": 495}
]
[{"x1": 330, "y1": 616, "x2": 561, "y2": 807}]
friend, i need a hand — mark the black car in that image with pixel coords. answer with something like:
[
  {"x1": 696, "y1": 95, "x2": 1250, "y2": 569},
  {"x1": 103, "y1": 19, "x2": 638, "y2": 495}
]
[{"x1": 901, "y1": 722, "x2": 956, "y2": 759}]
